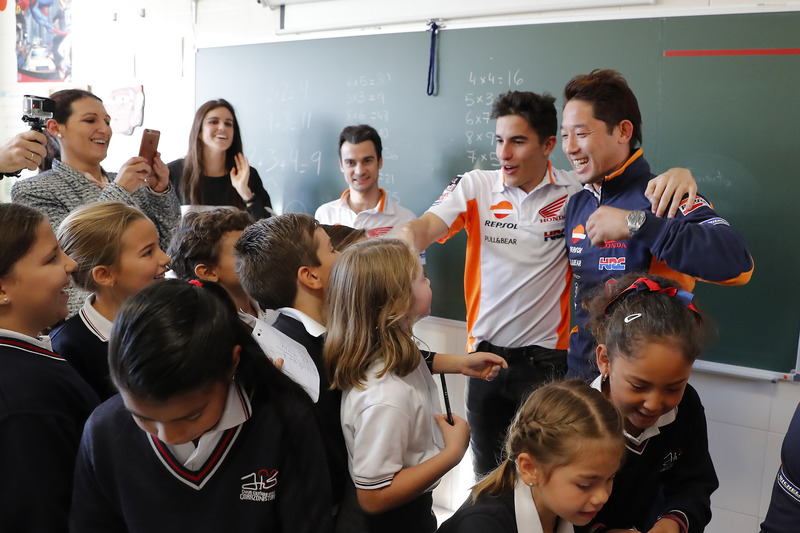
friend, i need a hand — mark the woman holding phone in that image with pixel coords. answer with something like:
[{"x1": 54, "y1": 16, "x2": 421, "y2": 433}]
[
  {"x1": 11, "y1": 89, "x2": 180, "y2": 314},
  {"x1": 168, "y1": 99, "x2": 273, "y2": 220}
]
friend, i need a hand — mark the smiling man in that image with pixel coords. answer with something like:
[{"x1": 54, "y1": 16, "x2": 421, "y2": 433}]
[
  {"x1": 314, "y1": 124, "x2": 415, "y2": 238},
  {"x1": 399, "y1": 90, "x2": 701, "y2": 478},
  {"x1": 561, "y1": 69, "x2": 754, "y2": 381},
  {"x1": 398, "y1": 91, "x2": 583, "y2": 477}
]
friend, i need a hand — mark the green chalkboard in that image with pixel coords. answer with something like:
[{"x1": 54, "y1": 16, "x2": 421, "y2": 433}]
[{"x1": 197, "y1": 12, "x2": 799, "y2": 374}]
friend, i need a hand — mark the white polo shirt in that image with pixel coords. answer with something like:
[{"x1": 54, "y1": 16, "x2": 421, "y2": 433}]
[
  {"x1": 427, "y1": 163, "x2": 581, "y2": 352},
  {"x1": 314, "y1": 188, "x2": 416, "y2": 238},
  {"x1": 341, "y1": 355, "x2": 444, "y2": 491}
]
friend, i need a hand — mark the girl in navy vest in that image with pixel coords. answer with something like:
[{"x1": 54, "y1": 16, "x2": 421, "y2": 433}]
[
  {"x1": 582, "y1": 273, "x2": 719, "y2": 533},
  {"x1": 0, "y1": 203, "x2": 98, "y2": 532},
  {"x1": 50, "y1": 201, "x2": 170, "y2": 399},
  {"x1": 70, "y1": 280, "x2": 332, "y2": 533}
]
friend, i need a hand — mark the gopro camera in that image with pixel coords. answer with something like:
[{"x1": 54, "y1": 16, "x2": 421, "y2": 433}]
[{"x1": 22, "y1": 95, "x2": 55, "y2": 132}]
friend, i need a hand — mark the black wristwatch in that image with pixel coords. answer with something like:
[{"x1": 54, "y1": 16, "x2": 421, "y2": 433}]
[{"x1": 626, "y1": 210, "x2": 646, "y2": 237}]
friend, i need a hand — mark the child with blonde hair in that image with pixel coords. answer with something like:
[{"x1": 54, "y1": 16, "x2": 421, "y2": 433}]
[
  {"x1": 324, "y1": 238, "x2": 505, "y2": 533},
  {"x1": 439, "y1": 379, "x2": 625, "y2": 533},
  {"x1": 51, "y1": 201, "x2": 170, "y2": 399}
]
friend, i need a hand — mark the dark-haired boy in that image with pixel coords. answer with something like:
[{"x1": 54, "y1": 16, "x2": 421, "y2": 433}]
[
  {"x1": 315, "y1": 124, "x2": 415, "y2": 238},
  {"x1": 167, "y1": 208, "x2": 273, "y2": 326}
]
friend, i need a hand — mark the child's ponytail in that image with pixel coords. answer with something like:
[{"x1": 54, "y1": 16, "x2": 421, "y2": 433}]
[{"x1": 471, "y1": 379, "x2": 624, "y2": 500}]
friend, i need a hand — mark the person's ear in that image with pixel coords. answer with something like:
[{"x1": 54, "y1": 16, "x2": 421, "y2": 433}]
[
  {"x1": 194, "y1": 263, "x2": 219, "y2": 283},
  {"x1": 92, "y1": 265, "x2": 115, "y2": 288},
  {"x1": 542, "y1": 135, "x2": 557, "y2": 156},
  {"x1": 617, "y1": 120, "x2": 634, "y2": 144},
  {"x1": 46, "y1": 119, "x2": 62, "y2": 138},
  {"x1": 517, "y1": 452, "x2": 544, "y2": 487},
  {"x1": 597, "y1": 344, "x2": 611, "y2": 376},
  {"x1": 230, "y1": 344, "x2": 241, "y2": 378},
  {"x1": 297, "y1": 265, "x2": 323, "y2": 291}
]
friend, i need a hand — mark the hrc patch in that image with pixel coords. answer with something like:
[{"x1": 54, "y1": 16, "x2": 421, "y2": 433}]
[{"x1": 598, "y1": 257, "x2": 626, "y2": 271}]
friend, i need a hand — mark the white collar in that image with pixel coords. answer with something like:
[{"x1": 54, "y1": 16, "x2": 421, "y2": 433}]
[
  {"x1": 589, "y1": 375, "x2": 677, "y2": 445},
  {"x1": 514, "y1": 472, "x2": 574, "y2": 533},
  {"x1": 276, "y1": 307, "x2": 326, "y2": 338},
  {"x1": 0, "y1": 328, "x2": 53, "y2": 352},
  {"x1": 237, "y1": 298, "x2": 272, "y2": 328},
  {"x1": 165, "y1": 381, "x2": 251, "y2": 469},
  {"x1": 79, "y1": 294, "x2": 113, "y2": 341}
]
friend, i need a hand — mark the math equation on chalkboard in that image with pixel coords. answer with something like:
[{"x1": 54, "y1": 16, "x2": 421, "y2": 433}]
[{"x1": 463, "y1": 70, "x2": 525, "y2": 169}]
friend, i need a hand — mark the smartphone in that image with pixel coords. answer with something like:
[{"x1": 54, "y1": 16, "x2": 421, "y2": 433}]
[{"x1": 138, "y1": 129, "x2": 160, "y2": 166}]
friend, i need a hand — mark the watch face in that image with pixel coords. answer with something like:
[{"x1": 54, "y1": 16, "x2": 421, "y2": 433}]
[{"x1": 628, "y1": 210, "x2": 646, "y2": 233}]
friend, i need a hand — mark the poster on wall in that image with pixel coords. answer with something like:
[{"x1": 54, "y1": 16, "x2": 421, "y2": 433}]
[{"x1": 15, "y1": 0, "x2": 71, "y2": 82}]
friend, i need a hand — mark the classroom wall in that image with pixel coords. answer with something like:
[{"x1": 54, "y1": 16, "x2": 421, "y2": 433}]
[{"x1": 3, "y1": 1, "x2": 798, "y2": 531}]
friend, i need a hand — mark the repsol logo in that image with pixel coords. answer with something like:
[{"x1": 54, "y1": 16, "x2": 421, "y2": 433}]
[{"x1": 484, "y1": 220, "x2": 518, "y2": 229}]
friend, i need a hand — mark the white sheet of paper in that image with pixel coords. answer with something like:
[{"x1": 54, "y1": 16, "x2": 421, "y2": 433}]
[{"x1": 251, "y1": 319, "x2": 320, "y2": 403}]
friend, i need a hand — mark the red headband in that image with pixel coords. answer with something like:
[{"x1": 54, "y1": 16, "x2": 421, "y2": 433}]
[{"x1": 603, "y1": 277, "x2": 701, "y2": 321}]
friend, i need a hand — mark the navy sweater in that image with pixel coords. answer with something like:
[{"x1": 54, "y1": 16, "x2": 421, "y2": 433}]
[{"x1": 565, "y1": 151, "x2": 753, "y2": 380}]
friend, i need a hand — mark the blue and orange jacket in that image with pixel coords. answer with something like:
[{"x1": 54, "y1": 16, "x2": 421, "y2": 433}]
[{"x1": 565, "y1": 150, "x2": 753, "y2": 380}]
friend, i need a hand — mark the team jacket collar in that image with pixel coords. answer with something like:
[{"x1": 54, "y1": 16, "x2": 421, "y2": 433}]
[
  {"x1": 79, "y1": 295, "x2": 113, "y2": 342},
  {"x1": 149, "y1": 381, "x2": 252, "y2": 490},
  {"x1": 590, "y1": 374, "x2": 677, "y2": 451},
  {"x1": 338, "y1": 188, "x2": 388, "y2": 213},
  {"x1": 0, "y1": 328, "x2": 56, "y2": 354},
  {"x1": 583, "y1": 149, "x2": 646, "y2": 201},
  {"x1": 605, "y1": 148, "x2": 644, "y2": 182}
]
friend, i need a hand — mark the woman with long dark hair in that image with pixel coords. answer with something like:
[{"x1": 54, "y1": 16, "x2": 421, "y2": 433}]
[{"x1": 168, "y1": 99, "x2": 273, "y2": 220}]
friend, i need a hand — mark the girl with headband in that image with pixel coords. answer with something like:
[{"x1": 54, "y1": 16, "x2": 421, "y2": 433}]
[{"x1": 582, "y1": 273, "x2": 718, "y2": 533}]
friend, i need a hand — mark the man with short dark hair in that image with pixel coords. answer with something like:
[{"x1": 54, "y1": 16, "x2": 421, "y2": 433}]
[
  {"x1": 399, "y1": 90, "x2": 697, "y2": 477},
  {"x1": 315, "y1": 124, "x2": 415, "y2": 238},
  {"x1": 561, "y1": 69, "x2": 753, "y2": 381}
]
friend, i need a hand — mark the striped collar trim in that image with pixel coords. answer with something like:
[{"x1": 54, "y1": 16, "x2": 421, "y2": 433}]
[
  {"x1": 79, "y1": 296, "x2": 113, "y2": 342},
  {"x1": 0, "y1": 336, "x2": 63, "y2": 361},
  {"x1": 148, "y1": 383, "x2": 252, "y2": 490}
]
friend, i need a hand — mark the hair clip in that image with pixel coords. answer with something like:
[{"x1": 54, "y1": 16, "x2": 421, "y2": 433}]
[
  {"x1": 604, "y1": 276, "x2": 701, "y2": 321},
  {"x1": 188, "y1": 279, "x2": 203, "y2": 287}
]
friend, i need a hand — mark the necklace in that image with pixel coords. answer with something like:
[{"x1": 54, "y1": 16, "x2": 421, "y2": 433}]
[{"x1": 82, "y1": 171, "x2": 109, "y2": 189}]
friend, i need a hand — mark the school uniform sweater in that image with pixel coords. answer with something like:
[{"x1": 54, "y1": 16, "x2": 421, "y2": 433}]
[
  {"x1": 70, "y1": 385, "x2": 333, "y2": 533},
  {"x1": 0, "y1": 333, "x2": 99, "y2": 533},
  {"x1": 565, "y1": 150, "x2": 753, "y2": 379},
  {"x1": 271, "y1": 312, "x2": 349, "y2": 493},
  {"x1": 439, "y1": 474, "x2": 575, "y2": 533},
  {"x1": 50, "y1": 298, "x2": 115, "y2": 400},
  {"x1": 582, "y1": 383, "x2": 718, "y2": 533}
]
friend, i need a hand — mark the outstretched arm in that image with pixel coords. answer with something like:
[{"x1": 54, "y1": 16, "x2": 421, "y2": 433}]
[
  {"x1": 432, "y1": 352, "x2": 507, "y2": 381},
  {"x1": 396, "y1": 212, "x2": 449, "y2": 255}
]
